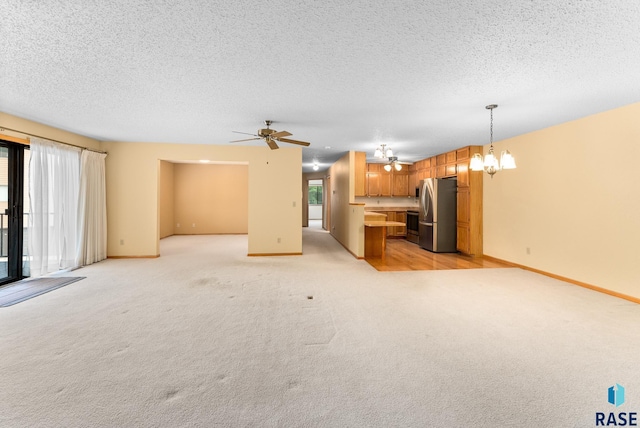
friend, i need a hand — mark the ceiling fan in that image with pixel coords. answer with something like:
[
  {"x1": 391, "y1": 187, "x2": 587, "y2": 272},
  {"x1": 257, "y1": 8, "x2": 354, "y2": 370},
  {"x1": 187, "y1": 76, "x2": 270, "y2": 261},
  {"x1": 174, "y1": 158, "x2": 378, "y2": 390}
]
[{"x1": 230, "y1": 120, "x2": 310, "y2": 150}]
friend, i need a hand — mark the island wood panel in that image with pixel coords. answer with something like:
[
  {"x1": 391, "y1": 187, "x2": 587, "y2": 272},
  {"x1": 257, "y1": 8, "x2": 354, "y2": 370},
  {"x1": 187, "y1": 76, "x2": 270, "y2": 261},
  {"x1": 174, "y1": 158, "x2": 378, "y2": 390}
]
[{"x1": 364, "y1": 221, "x2": 406, "y2": 258}]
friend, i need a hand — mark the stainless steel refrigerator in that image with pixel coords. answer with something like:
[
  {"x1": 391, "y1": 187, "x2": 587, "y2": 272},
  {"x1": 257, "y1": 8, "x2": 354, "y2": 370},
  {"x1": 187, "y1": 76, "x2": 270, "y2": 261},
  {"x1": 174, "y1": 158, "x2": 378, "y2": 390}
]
[{"x1": 418, "y1": 178, "x2": 457, "y2": 252}]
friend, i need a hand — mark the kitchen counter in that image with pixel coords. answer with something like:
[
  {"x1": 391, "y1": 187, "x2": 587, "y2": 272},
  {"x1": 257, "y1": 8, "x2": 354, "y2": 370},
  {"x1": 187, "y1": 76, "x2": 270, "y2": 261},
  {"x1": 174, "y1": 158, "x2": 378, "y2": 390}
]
[
  {"x1": 364, "y1": 212, "x2": 387, "y2": 218},
  {"x1": 364, "y1": 206, "x2": 417, "y2": 212}
]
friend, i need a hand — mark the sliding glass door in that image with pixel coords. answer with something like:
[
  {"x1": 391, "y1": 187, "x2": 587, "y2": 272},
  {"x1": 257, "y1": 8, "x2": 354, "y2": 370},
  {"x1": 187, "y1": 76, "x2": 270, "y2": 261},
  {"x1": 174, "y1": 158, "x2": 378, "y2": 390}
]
[{"x1": 0, "y1": 141, "x2": 29, "y2": 285}]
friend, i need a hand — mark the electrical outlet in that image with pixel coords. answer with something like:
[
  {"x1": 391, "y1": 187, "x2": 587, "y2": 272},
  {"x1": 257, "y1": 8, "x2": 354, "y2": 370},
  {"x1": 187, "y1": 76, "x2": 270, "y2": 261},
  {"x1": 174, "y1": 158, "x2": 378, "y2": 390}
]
[
  {"x1": 177, "y1": 223, "x2": 180, "y2": 228},
  {"x1": 526, "y1": 247, "x2": 531, "y2": 255},
  {"x1": 277, "y1": 237, "x2": 281, "y2": 243},
  {"x1": 120, "y1": 239, "x2": 124, "y2": 245},
  {"x1": 192, "y1": 223, "x2": 195, "y2": 227},
  {"x1": 292, "y1": 201, "x2": 296, "y2": 207}
]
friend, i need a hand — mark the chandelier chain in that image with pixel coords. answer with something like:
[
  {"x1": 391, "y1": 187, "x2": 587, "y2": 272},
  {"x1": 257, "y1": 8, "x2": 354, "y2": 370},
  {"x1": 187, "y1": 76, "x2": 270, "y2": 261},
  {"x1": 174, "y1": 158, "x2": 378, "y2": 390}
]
[{"x1": 490, "y1": 108, "x2": 493, "y2": 146}]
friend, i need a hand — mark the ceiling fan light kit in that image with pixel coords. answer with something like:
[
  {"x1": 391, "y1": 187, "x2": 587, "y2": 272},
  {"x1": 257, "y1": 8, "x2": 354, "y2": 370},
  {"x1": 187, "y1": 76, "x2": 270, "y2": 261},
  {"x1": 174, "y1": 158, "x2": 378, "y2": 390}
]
[
  {"x1": 230, "y1": 120, "x2": 311, "y2": 150},
  {"x1": 470, "y1": 104, "x2": 517, "y2": 178},
  {"x1": 383, "y1": 156, "x2": 402, "y2": 172}
]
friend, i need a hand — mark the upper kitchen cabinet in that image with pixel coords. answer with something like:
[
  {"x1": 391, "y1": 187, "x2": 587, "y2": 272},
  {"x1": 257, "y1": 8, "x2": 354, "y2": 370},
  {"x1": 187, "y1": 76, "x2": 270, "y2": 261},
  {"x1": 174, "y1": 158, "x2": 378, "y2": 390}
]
[
  {"x1": 436, "y1": 151, "x2": 457, "y2": 178},
  {"x1": 366, "y1": 163, "x2": 392, "y2": 197},
  {"x1": 415, "y1": 158, "x2": 432, "y2": 182},
  {"x1": 456, "y1": 147, "x2": 470, "y2": 187},
  {"x1": 392, "y1": 168, "x2": 410, "y2": 197},
  {"x1": 408, "y1": 164, "x2": 418, "y2": 196},
  {"x1": 365, "y1": 163, "x2": 405, "y2": 197}
]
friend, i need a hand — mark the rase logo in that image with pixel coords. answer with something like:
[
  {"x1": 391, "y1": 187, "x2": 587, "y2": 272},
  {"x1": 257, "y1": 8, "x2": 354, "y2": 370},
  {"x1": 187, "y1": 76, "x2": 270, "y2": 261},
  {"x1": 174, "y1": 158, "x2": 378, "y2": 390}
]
[
  {"x1": 596, "y1": 384, "x2": 637, "y2": 426},
  {"x1": 610, "y1": 384, "x2": 627, "y2": 407}
]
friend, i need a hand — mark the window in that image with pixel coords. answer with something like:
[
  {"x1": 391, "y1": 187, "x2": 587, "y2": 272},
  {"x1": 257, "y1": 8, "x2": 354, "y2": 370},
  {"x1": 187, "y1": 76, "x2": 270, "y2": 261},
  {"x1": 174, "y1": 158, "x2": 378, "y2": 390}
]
[{"x1": 309, "y1": 185, "x2": 323, "y2": 205}]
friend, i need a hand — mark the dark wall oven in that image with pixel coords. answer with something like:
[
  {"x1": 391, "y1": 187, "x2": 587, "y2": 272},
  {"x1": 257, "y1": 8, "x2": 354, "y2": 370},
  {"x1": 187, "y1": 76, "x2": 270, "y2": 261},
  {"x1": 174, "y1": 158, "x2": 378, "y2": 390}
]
[{"x1": 406, "y1": 210, "x2": 419, "y2": 244}]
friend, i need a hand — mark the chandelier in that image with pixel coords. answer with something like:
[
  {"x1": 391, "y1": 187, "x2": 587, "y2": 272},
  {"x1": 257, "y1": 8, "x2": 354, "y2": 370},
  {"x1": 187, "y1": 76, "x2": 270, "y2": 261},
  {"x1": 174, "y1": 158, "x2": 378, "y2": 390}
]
[
  {"x1": 373, "y1": 144, "x2": 402, "y2": 171},
  {"x1": 373, "y1": 143, "x2": 393, "y2": 159},
  {"x1": 469, "y1": 104, "x2": 516, "y2": 178}
]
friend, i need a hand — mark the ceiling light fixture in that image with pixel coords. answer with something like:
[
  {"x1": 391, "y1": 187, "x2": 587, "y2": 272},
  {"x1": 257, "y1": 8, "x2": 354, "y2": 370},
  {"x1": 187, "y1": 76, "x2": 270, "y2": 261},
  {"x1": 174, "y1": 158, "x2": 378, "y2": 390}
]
[
  {"x1": 312, "y1": 158, "x2": 319, "y2": 171},
  {"x1": 470, "y1": 104, "x2": 516, "y2": 178},
  {"x1": 374, "y1": 143, "x2": 393, "y2": 159},
  {"x1": 384, "y1": 156, "x2": 402, "y2": 172}
]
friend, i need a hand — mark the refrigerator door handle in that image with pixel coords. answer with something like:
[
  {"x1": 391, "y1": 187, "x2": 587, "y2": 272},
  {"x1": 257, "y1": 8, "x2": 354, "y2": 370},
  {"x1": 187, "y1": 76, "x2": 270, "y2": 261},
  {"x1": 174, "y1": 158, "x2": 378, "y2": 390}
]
[
  {"x1": 421, "y1": 180, "x2": 430, "y2": 220},
  {"x1": 419, "y1": 222, "x2": 433, "y2": 226}
]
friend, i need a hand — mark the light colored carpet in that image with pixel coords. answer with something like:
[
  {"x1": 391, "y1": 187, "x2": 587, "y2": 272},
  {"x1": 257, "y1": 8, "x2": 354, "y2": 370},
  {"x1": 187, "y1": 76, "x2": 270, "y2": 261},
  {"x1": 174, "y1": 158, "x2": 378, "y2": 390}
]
[{"x1": 1, "y1": 225, "x2": 638, "y2": 427}]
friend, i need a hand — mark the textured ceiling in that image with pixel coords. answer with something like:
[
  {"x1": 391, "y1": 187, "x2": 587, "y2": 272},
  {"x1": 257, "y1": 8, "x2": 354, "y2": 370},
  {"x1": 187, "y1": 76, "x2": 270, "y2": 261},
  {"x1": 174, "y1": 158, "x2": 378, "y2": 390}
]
[{"x1": 2, "y1": 1, "x2": 640, "y2": 172}]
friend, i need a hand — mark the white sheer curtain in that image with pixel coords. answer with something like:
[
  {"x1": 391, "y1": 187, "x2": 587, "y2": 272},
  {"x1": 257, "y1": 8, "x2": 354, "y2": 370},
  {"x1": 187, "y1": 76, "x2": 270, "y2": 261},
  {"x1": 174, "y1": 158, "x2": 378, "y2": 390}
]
[
  {"x1": 75, "y1": 150, "x2": 107, "y2": 266},
  {"x1": 29, "y1": 138, "x2": 81, "y2": 276}
]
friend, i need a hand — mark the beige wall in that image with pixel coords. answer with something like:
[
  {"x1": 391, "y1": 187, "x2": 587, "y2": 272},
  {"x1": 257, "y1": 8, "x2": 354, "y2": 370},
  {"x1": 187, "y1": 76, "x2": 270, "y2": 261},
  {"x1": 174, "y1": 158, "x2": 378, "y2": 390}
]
[
  {"x1": 0, "y1": 111, "x2": 102, "y2": 151},
  {"x1": 483, "y1": 102, "x2": 640, "y2": 299},
  {"x1": 173, "y1": 163, "x2": 248, "y2": 235},
  {"x1": 159, "y1": 161, "x2": 174, "y2": 239},
  {"x1": 328, "y1": 152, "x2": 365, "y2": 258},
  {"x1": 103, "y1": 141, "x2": 302, "y2": 257}
]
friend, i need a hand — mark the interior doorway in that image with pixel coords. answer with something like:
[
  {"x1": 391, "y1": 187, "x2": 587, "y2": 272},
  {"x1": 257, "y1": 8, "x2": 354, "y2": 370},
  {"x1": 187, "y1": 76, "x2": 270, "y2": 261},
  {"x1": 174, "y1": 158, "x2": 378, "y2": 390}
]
[{"x1": 308, "y1": 179, "x2": 323, "y2": 223}]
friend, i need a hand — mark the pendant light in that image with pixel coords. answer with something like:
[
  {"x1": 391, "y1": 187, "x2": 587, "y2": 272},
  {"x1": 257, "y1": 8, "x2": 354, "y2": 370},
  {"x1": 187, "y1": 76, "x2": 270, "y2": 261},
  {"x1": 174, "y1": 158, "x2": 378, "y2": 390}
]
[
  {"x1": 470, "y1": 104, "x2": 516, "y2": 178},
  {"x1": 374, "y1": 144, "x2": 393, "y2": 159}
]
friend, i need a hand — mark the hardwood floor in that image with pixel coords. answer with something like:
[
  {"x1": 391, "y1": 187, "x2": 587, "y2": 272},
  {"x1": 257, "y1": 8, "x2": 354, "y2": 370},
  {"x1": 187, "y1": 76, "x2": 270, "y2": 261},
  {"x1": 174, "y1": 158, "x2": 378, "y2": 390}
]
[{"x1": 365, "y1": 238, "x2": 513, "y2": 271}]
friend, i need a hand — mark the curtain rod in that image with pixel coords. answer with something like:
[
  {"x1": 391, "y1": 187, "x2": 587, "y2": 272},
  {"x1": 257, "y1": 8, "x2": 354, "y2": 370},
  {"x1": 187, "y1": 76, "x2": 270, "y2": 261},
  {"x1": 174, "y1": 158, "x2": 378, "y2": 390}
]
[{"x1": 0, "y1": 126, "x2": 108, "y2": 154}]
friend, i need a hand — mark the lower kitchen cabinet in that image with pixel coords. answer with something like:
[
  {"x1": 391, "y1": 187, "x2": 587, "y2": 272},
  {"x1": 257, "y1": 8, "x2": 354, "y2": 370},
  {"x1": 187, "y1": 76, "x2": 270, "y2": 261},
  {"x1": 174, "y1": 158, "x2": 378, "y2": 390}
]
[{"x1": 393, "y1": 212, "x2": 407, "y2": 237}]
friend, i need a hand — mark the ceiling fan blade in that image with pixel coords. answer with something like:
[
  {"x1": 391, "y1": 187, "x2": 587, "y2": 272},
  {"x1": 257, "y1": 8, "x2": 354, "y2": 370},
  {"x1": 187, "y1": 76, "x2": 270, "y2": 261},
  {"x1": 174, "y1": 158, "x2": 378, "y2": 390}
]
[
  {"x1": 275, "y1": 137, "x2": 311, "y2": 147},
  {"x1": 230, "y1": 137, "x2": 262, "y2": 143},
  {"x1": 266, "y1": 138, "x2": 279, "y2": 150},
  {"x1": 270, "y1": 130, "x2": 292, "y2": 138},
  {"x1": 232, "y1": 131, "x2": 259, "y2": 136}
]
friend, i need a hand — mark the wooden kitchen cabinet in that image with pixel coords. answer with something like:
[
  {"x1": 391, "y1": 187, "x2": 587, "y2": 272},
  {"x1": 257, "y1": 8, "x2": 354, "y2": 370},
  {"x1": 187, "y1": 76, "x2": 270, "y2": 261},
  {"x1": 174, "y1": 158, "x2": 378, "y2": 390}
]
[
  {"x1": 365, "y1": 163, "x2": 394, "y2": 197},
  {"x1": 408, "y1": 170, "x2": 418, "y2": 196},
  {"x1": 456, "y1": 145, "x2": 483, "y2": 256},
  {"x1": 366, "y1": 174, "x2": 392, "y2": 197},
  {"x1": 456, "y1": 146, "x2": 470, "y2": 160},
  {"x1": 366, "y1": 171, "x2": 380, "y2": 196},
  {"x1": 457, "y1": 188, "x2": 470, "y2": 224},
  {"x1": 393, "y1": 211, "x2": 407, "y2": 237},
  {"x1": 392, "y1": 170, "x2": 409, "y2": 197},
  {"x1": 373, "y1": 210, "x2": 407, "y2": 237},
  {"x1": 456, "y1": 225, "x2": 470, "y2": 255},
  {"x1": 380, "y1": 170, "x2": 392, "y2": 196},
  {"x1": 446, "y1": 151, "x2": 457, "y2": 164},
  {"x1": 457, "y1": 161, "x2": 469, "y2": 187},
  {"x1": 385, "y1": 211, "x2": 395, "y2": 236}
]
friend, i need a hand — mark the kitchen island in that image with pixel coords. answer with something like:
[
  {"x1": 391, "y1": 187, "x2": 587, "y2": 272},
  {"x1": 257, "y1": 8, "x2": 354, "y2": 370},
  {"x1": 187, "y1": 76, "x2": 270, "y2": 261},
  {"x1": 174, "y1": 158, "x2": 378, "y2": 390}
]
[{"x1": 364, "y1": 221, "x2": 407, "y2": 258}]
